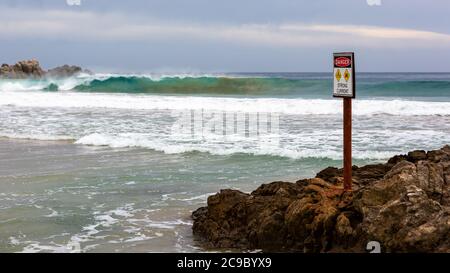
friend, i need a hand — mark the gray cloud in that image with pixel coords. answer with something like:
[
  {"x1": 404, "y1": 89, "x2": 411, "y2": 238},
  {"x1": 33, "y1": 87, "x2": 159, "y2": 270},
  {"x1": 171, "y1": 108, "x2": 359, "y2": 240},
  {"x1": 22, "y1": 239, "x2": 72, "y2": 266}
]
[
  {"x1": 2, "y1": 8, "x2": 450, "y2": 48},
  {"x1": 1, "y1": 2, "x2": 450, "y2": 72}
]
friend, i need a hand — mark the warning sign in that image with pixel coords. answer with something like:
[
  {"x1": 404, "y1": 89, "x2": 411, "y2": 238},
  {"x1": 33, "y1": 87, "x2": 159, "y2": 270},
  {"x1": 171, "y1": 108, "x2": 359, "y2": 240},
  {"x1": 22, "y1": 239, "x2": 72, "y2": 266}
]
[{"x1": 333, "y1": 52, "x2": 355, "y2": 98}]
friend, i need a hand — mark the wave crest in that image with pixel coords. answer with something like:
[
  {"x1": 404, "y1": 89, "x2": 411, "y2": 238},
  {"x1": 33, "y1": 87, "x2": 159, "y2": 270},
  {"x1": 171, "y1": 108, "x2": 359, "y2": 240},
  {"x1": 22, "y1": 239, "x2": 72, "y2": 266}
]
[{"x1": 1, "y1": 73, "x2": 450, "y2": 97}]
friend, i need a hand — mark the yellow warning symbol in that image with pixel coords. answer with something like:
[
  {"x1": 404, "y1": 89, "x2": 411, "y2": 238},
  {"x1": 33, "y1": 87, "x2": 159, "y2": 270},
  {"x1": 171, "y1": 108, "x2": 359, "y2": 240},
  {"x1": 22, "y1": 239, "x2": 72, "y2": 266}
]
[
  {"x1": 335, "y1": 69, "x2": 342, "y2": 82},
  {"x1": 344, "y1": 69, "x2": 350, "y2": 82}
]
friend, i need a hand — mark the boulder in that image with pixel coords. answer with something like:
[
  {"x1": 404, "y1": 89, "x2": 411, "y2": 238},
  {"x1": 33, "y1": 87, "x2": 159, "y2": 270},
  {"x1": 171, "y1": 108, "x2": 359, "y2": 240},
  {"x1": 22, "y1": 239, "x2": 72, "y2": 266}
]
[{"x1": 192, "y1": 146, "x2": 450, "y2": 252}]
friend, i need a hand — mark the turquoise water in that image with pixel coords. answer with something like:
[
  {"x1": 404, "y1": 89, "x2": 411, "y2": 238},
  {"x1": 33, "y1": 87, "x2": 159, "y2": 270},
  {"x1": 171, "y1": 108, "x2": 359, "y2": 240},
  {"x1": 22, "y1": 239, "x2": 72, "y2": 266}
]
[{"x1": 0, "y1": 72, "x2": 450, "y2": 252}]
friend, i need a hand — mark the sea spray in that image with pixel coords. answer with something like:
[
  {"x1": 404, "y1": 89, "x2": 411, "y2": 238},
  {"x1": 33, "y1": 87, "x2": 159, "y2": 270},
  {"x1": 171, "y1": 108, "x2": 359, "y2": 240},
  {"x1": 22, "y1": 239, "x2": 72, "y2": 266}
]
[{"x1": 1, "y1": 91, "x2": 450, "y2": 115}]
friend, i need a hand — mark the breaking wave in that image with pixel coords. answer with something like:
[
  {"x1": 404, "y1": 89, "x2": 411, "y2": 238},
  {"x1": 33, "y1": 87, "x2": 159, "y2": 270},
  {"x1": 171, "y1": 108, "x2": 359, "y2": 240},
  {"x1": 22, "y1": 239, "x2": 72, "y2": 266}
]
[{"x1": 1, "y1": 73, "x2": 450, "y2": 97}]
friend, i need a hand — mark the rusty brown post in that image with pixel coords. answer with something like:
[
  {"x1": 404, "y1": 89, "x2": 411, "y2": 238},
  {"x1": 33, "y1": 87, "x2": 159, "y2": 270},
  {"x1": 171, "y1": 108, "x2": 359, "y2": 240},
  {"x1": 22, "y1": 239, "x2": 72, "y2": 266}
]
[{"x1": 343, "y1": 97, "x2": 352, "y2": 191}]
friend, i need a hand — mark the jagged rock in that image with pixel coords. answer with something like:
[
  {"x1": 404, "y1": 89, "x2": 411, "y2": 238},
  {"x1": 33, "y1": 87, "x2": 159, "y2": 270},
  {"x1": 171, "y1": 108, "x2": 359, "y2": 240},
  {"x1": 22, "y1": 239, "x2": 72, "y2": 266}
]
[
  {"x1": 192, "y1": 146, "x2": 450, "y2": 252},
  {"x1": 284, "y1": 179, "x2": 353, "y2": 252},
  {"x1": 315, "y1": 167, "x2": 340, "y2": 184},
  {"x1": 407, "y1": 150, "x2": 427, "y2": 162},
  {"x1": 387, "y1": 154, "x2": 407, "y2": 165},
  {"x1": 316, "y1": 163, "x2": 391, "y2": 187}
]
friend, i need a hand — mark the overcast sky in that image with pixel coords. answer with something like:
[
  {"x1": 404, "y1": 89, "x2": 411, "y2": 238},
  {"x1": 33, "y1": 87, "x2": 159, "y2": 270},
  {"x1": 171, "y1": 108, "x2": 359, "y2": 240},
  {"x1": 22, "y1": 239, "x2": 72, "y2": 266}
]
[{"x1": 1, "y1": 0, "x2": 450, "y2": 72}]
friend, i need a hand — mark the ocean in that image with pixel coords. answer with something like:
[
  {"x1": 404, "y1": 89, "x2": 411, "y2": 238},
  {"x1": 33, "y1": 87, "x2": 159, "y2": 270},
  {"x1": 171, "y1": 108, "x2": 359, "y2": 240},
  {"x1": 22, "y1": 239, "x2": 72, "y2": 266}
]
[{"x1": 1, "y1": 72, "x2": 450, "y2": 252}]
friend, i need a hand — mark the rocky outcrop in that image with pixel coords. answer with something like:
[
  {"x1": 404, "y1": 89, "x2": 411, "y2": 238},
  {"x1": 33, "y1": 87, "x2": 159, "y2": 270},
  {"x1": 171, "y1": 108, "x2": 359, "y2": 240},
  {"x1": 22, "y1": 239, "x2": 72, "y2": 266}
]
[
  {"x1": 0, "y1": 60, "x2": 90, "y2": 79},
  {"x1": 0, "y1": 59, "x2": 45, "y2": 79},
  {"x1": 192, "y1": 146, "x2": 450, "y2": 252},
  {"x1": 47, "y1": 65, "x2": 85, "y2": 78}
]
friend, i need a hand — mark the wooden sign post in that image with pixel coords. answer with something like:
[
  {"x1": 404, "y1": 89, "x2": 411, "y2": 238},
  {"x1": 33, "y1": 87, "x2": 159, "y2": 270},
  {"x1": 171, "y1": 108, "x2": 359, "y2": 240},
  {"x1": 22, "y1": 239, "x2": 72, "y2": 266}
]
[{"x1": 333, "y1": 52, "x2": 355, "y2": 191}]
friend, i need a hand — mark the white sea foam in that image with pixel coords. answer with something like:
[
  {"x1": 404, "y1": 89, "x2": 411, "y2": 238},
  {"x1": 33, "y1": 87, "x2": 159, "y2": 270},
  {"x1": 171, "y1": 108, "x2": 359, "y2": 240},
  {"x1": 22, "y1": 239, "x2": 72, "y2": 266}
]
[
  {"x1": 44, "y1": 207, "x2": 59, "y2": 218},
  {"x1": 1, "y1": 88, "x2": 449, "y2": 161},
  {"x1": 1, "y1": 90, "x2": 450, "y2": 116},
  {"x1": 127, "y1": 219, "x2": 192, "y2": 230},
  {"x1": 161, "y1": 192, "x2": 215, "y2": 202},
  {"x1": 0, "y1": 75, "x2": 93, "y2": 92},
  {"x1": 0, "y1": 127, "x2": 443, "y2": 160},
  {"x1": 73, "y1": 132, "x2": 404, "y2": 160},
  {"x1": 21, "y1": 242, "x2": 77, "y2": 253}
]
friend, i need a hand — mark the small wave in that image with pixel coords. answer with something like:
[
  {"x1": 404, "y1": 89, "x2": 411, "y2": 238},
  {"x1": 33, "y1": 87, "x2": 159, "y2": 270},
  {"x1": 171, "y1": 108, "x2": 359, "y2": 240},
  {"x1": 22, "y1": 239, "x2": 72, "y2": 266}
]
[
  {"x1": 161, "y1": 192, "x2": 214, "y2": 202},
  {"x1": 73, "y1": 132, "x2": 398, "y2": 160},
  {"x1": 1, "y1": 128, "x2": 446, "y2": 160}
]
